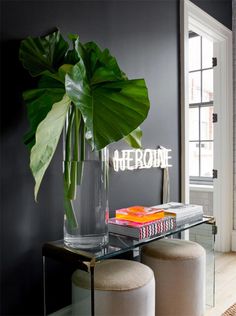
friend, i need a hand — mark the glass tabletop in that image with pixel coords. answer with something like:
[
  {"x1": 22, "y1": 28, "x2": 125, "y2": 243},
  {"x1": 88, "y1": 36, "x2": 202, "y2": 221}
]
[{"x1": 42, "y1": 216, "x2": 214, "y2": 265}]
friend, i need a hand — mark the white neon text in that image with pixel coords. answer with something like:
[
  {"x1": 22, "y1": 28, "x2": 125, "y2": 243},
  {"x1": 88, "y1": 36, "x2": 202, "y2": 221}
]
[{"x1": 113, "y1": 148, "x2": 172, "y2": 172}]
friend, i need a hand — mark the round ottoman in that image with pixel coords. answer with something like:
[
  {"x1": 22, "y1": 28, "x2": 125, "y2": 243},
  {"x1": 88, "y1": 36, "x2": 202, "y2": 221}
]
[
  {"x1": 72, "y1": 259, "x2": 155, "y2": 316},
  {"x1": 141, "y1": 238, "x2": 206, "y2": 316}
]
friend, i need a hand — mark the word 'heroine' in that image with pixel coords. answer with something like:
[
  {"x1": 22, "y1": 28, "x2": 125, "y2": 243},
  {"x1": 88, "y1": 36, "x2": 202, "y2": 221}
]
[{"x1": 113, "y1": 148, "x2": 172, "y2": 172}]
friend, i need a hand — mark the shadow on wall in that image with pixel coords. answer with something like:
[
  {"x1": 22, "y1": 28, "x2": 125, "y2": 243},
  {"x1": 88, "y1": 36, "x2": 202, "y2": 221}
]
[
  {"x1": 0, "y1": 38, "x2": 65, "y2": 315},
  {"x1": 0, "y1": 40, "x2": 31, "y2": 134}
]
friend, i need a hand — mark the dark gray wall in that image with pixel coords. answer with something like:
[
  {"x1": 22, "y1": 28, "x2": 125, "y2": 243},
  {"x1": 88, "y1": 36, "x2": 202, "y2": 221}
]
[
  {"x1": 108, "y1": 0, "x2": 180, "y2": 211},
  {"x1": 0, "y1": 0, "x2": 231, "y2": 315}
]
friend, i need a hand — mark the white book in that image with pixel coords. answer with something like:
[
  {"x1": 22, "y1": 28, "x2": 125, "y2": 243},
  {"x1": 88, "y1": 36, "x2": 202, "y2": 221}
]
[{"x1": 152, "y1": 202, "x2": 203, "y2": 220}]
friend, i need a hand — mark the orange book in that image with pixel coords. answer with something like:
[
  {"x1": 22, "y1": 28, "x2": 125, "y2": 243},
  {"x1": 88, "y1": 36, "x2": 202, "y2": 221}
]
[{"x1": 116, "y1": 206, "x2": 164, "y2": 223}]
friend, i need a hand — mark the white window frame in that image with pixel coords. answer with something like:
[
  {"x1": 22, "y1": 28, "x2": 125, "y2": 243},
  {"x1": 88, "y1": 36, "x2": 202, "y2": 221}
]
[
  {"x1": 188, "y1": 32, "x2": 214, "y2": 184},
  {"x1": 180, "y1": 0, "x2": 233, "y2": 251}
]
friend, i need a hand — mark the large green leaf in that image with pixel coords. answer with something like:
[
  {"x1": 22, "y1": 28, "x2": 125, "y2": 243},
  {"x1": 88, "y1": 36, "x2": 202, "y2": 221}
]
[
  {"x1": 30, "y1": 94, "x2": 71, "y2": 200},
  {"x1": 23, "y1": 79, "x2": 64, "y2": 148},
  {"x1": 65, "y1": 37, "x2": 126, "y2": 84},
  {"x1": 124, "y1": 127, "x2": 143, "y2": 148},
  {"x1": 83, "y1": 42, "x2": 127, "y2": 84},
  {"x1": 20, "y1": 31, "x2": 151, "y2": 199},
  {"x1": 19, "y1": 29, "x2": 68, "y2": 76},
  {"x1": 64, "y1": 34, "x2": 81, "y2": 65},
  {"x1": 65, "y1": 62, "x2": 150, "y2": 150}
]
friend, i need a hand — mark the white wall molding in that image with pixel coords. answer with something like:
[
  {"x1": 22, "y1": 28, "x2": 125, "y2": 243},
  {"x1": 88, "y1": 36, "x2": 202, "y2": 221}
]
[
  {"x1": 187, "y1": 1, "x2": 232, "y2": 41},
  {"x1": 233, "y1": 0, "x2": 236, "y2": 234},
  {"x1": 181, "y1": 0, "x2": 233, "y2": 252},
  {"x1": 180, "y1": 0, "x2": 190, "y2": 204}
]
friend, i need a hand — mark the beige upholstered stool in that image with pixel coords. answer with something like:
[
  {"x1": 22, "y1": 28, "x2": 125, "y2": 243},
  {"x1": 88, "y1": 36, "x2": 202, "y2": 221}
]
[
  {"x1": 141, "y1": 238, "x2": 206, "y2": 316},
  {"x1": 72, "y1": 259, "x2": 155, "y2": 316}
]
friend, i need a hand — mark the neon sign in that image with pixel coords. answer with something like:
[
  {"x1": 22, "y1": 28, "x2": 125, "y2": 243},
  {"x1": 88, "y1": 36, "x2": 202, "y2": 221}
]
[{"x1": 113, "y1": 147, "x2": 172, "y2": 172}]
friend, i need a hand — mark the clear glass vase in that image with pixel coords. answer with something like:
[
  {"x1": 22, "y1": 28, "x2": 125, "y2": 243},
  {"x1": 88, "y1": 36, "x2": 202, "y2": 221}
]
[{"x1": 63, "y1": 108, "x2": 109, "y2": 249}]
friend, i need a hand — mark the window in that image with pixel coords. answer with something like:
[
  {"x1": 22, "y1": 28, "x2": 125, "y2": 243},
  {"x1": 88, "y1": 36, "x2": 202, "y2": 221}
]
[{"x1": 188, "y1": 31, "x2": 214, "y2": 184}]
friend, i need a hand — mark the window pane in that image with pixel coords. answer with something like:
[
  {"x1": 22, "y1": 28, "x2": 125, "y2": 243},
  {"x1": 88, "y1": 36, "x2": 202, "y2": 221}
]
[
  {"x1": 189, "y1": 35, "x2": 201, "y2": 71},
  {"x1": 202, "y1": 37, "x2": 213, "y2": 69},
  {"x1": 189, "y1": 71, "x2": 201, "y2": 103},
  {"x1": 200, "y1": 106, "x2": 214, "y2": 140},
  {"x1": 189, "y1": 142, "x2": 199, "y2": 176},
  {"x1": 200, "y1": 142, "x2": 213, "y2": 177},
  {"x1": 202, "y1": 69, "x2": 213, "y2": 102},
  {"x1": 189, "y1": 107, "x2": 199, "y2": 140}
]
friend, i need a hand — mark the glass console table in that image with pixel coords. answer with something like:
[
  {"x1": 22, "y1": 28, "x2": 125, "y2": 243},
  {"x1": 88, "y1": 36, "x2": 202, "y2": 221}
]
[{"x1": 43, "y1": 216, "x2": 216, "y2": 316}]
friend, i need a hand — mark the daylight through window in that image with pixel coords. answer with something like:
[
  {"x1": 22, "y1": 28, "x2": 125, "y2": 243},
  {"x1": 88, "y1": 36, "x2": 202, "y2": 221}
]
[{"x1": 188, "y1": 31, "x2": 214, "y2": 184}]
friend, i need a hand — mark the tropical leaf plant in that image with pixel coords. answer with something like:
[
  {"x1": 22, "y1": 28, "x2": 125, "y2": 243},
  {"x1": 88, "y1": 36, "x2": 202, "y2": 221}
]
[{"x1": 19, "y1": 29, "x2": 150, "y2": 227}]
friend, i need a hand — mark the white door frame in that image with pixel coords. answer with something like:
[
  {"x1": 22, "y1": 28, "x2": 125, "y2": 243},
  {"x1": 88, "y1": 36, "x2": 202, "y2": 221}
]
[{"x1": 180, "y1": 0, "x2": 233, "y2": 252}]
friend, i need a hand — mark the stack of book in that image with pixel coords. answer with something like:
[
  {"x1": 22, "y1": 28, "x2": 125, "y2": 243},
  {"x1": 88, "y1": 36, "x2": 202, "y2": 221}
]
[
  {"x1": 153, "y1": 202, "x2": 203, "y2": 225},
  {"x1": 108, "y1": 206, "x2": 176, "y2": 240}
]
